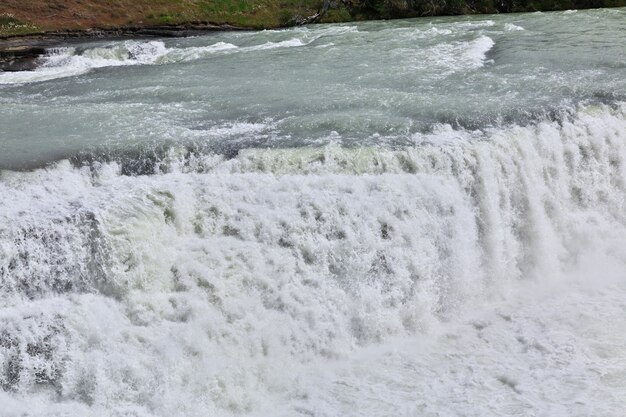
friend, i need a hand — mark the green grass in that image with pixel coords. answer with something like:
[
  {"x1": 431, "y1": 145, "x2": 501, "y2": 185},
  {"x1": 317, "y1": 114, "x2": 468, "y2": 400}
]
[
  {"x1": 137, "y1": 0, "x2": 320, "y2": 29},
  {"x1": 194, "y1": 0, "x2": 323, "y2": 28},
  {"x1": 146, "y1": 11, "x2": 186, "y2": 25},
  {"x1": 199, "y1": 0, "x2": 255, "y2": 15},
  {"x1": 0, "y1": 15, "x2": 19, "y2": 26},
  {"x1": 0, "y1": 14, "x2": 39, "y2": 36}
]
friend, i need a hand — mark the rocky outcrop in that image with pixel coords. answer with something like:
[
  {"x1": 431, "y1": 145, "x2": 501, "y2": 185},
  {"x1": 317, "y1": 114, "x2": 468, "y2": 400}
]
[{"x1": 0, "y1": 45, "x2": 47, "y2": 71}]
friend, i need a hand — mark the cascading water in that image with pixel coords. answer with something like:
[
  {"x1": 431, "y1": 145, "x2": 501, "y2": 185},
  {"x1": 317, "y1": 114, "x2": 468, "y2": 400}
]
[{"x1": 1, "y1": 8, "x2": 625, "y2": 417}]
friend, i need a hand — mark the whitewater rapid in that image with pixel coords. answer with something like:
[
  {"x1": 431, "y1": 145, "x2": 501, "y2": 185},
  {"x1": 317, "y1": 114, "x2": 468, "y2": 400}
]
[
  {"x1": 2, "y1": 103, "x2": 626, "y2": 416},
  {"x1": 1, "y1": 8, "x2": 626, "y2": 417},
  {"x1": 0, "y1": 32, "x2": 495, "y2": 86},
  {"x1": 0, "y1": 26, "x2": 360, "y2": 85}
]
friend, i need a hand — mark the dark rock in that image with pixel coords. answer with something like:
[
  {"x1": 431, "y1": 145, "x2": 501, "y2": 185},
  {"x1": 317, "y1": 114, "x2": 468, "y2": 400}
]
[
  {"x1": 0, "y1": 45, "x2": 47, "y2": 57},
  {"x1": 0, "y1": 46, "x2": 47, "y2": 72},
  {"x1": 0, "y1": 57, "x2": 42, "y2": 71}
]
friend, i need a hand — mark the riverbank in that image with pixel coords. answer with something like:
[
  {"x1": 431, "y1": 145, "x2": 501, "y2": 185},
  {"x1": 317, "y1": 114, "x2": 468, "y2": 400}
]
[{"x1": 2, "y1": 0, "x2": 626, "y2": 38}]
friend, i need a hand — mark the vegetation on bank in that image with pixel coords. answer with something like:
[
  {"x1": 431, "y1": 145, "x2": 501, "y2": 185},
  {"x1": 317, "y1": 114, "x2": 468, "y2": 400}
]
[
  {"x1": 0, "y1": 14, "x2": 39, "y2": 36},
  {"x1": 346, "y1": 0, "x2": 625, "y2": 19},
  {"x1": 1, "y1": 0, "x2": 625, "y2": 37}
]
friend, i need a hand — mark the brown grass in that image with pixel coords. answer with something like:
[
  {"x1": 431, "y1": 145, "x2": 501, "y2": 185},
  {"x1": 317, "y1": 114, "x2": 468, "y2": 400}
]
[{"x1": 0, "y1": 0, "x2": 324, "y2": 35}]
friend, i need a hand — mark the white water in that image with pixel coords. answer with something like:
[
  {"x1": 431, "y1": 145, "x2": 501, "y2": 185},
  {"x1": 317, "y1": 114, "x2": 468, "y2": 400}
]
[{"x1": 2, "y1": 103, "x2": 626, "y2": 416}]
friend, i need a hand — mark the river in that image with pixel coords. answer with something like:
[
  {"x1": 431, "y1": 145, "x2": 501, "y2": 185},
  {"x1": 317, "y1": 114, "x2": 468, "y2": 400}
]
[{"x1": 1, "y1": 8, "x2": 625, "y2": 417}]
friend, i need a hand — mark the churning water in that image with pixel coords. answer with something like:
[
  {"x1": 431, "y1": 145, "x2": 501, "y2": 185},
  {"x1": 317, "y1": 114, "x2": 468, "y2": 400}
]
[{"x1": 1, "y1": 8, "x2": 626, "y2": 417}]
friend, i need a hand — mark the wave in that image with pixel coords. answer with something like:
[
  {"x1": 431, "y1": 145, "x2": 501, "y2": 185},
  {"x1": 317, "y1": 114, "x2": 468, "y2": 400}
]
[
  {"x1": 0, "y1": 37, "x2": 306, "y2": 85},
  {"x1": 504, "y1": 22, "x2": 525, "y2": 31},
  {"x1": 44, "y1": 94, "x2": 614, "y2": 179},
  {"x1": 393, "y1": 34, "x2": 494, "y2": 75},
  {"x1": 0, "y1": 25, "x2": 362, "y2": 85},
  {"x1": 0, "y1": 41, "x2": 169, "y2": 84},
  {"x1": 0, "y1": 23, "x2": 499, "y2": 85}
]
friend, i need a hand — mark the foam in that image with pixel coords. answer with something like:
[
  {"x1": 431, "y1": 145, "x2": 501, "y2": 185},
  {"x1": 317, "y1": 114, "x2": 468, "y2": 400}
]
[
  {"x1": 0, "y1": 41, "x2": 169, "y2": 84},
  {"x1": 504, "y1": 22, "x2": 525, "y2": 31},
  {"x1": 2, "y1": 104, "x2": 626, "y2": 415}
]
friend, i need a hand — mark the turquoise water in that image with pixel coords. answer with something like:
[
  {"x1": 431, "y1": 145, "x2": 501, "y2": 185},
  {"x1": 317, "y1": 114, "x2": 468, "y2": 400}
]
[{"x1": 0, "y1": 9, "x2": 624, "y2": 169}]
